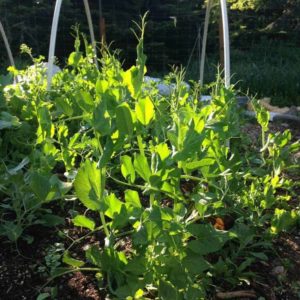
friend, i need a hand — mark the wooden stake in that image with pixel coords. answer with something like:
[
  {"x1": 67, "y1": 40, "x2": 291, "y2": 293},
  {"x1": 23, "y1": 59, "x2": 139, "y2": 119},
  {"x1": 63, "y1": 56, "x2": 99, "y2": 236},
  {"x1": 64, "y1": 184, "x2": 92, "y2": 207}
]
[
  {"x1": 99, "y1": 17, "x2": 106, "y2": 43},
  {"x1": 216, "y1": 290, "x2": 257, "y2": 299}
]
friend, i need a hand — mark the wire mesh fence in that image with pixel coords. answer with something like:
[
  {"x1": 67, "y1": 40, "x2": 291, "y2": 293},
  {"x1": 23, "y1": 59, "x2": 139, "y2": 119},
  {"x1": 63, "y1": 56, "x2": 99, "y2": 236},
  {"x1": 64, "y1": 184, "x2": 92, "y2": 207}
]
[{"x1": 1, "y1": 0, "x2": 300, "y2": 105}]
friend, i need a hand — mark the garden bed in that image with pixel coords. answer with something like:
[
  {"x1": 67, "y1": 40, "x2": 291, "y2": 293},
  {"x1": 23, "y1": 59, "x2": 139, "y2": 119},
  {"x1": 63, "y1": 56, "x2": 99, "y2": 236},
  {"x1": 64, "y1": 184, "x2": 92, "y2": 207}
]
[
  {"x1": 1, "y1": 122, "x2": 299, "y2": 300},
  {"x1": 0, "y1": 23, "x2": 299, "y2": 299}
]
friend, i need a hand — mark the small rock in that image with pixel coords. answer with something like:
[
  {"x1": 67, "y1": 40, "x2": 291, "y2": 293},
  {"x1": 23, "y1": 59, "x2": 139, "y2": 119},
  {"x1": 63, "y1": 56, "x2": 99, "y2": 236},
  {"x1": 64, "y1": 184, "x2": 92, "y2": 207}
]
[{"x1": 271, "y1": 266, "x2": 285, "y2": 276}]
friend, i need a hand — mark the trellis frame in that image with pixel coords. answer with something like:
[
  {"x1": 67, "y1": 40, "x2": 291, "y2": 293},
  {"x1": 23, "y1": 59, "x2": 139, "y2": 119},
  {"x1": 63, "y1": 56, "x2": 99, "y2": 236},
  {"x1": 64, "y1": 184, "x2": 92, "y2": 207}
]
[
  {"x1": 47, "y1": 0, "x2": 98, "y2": 90},
  {"x1": 200, "y1": 0, "x2": 231, "y2": 88}
]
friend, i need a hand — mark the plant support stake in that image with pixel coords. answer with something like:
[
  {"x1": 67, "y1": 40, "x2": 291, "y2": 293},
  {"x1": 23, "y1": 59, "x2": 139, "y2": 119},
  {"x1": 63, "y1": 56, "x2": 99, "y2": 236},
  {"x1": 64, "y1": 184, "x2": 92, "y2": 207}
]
[
  {"x1": 0, "y1": 21, "x2": 15, "y2": 68},
  {"x1": 199, "y1": 0, "x2": 230, "y2": 88},
  {"x1": 0, "y1": 20, "x2": 18, "y2": 83},
  {"x1": 48, "y1": 0, "x2": 98, "y2": 90},
  {"x1": 220, "y1": 0, "x2": 230, "y2": 88},
  {"x1": 83, "y1": 0, "x2": 99, "y2": 68},
  {"x1": 199, "y1": 0, "x2": 212, "y2": 86},
  {"x1": 47, "y1": 0, "x2": 63, "y2": 90}
]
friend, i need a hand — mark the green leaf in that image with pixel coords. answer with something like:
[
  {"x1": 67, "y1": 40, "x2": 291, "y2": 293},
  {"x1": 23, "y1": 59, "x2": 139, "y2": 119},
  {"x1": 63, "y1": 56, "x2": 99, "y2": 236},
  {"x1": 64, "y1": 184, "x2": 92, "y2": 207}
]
[
  {"x1": 149, "y1": 174, "x2": 163, "y2": 189},
  {"x1": 134, "y1": 289, "x2": 144, "y2": 299},
  {"x1": 30, "y1": 172, "x2": 51, "y2": 201},
  {"x1": 72, "y1": 215, "x2": 95, "y2": 230},
  {"x1": 124, "y1": 189, "x2": 141, "y2": 208},
  {"x1": 252, "y1": 100, "x2": 269, "y2": 131},
  {"x1": 75, "y1": 90, "x2": 94, "y2": 113},
  {"x1": 135, "y1": 97, "x2": 155, "y2": 125},
  {"x1": 158, "y1": 280, "x2": 179, "y2": 300},
  {"x1": 40, "y1": 214, "x2": 65, "y2": 227},
  {"x1": 99, "y1": 137, "x2": 114, "y2": 167},
  {"x1": 186, "y1": 285, "x2": 206, "y2": 300},
  {"x1": 1, "y1": 222, "x2": 23, "y2": 241},
  {"x1": 85, "y1": 245, "x2": 102, "y2": 267},
  {"x1": 182, "y1": 254, "x2": 210, "y2": 275},
  {"x1": 134, "y1": 154, "x2": 151, "y2": 181},
  {"x1": 271, "y1": 209, "x2": 298, "y2": 234},
  {"x1": 93, "y1": 100, "x2": 111, "y2": 136},
  {"x1": 74, "y1": 160, "x2": 103, "y2": 211},
  {"x1": 56, "y1": 97, "x2": 73, "y2": 116},
  {"x1": 185, "y1": 158, "x2": 215, "y2": 171},
  {"x1": 95, "y1": 79, "x2": 109, "y2": 94},
  {"x1": 30, "y1": 173, "x2": 71, "y2": 202},
  {"x1": 123, "y1": 66, "x2": 141, "y2": 99},
  {"x1": 173, "y1": 122, "x2": 204, "y2": 161},
  {"x1": 155, "y1": 143, "x2": 170, "y2": 161},
  {"x1": 250, "y1": 252, "x2": 268, "y2": 261},
  {"x1": 111, "y1": 204, "x2": 129, "y2": 229},
  {"x1": 121, "y1": 155, "x2": 136, "y2": 183},
  {"x1": 104, "y1": 193, "x2": 123, "y2": 219},
  {"x1": 0, "y1": 112, "x2": 21, "y2": 130},
  {"x1": 125, "y1": 256, "x2": 147, "y2": 275},
  {"x1": 116, "y1": 103, "x2": 134, "y2": 136},
  {"x1": 36, "y1": 107, "x2": 54, "y2": 143},
  {"x1": 36, "y1": 293, "x2": 50, "y2": 300},
  {"x1": 63, "y1": 251, "x2": 85, "y2": 267},
  {"x1": 68, "y1": 51, "x2": 82, "y2": 66},
  {"x1": 187, "y1": 224, "x2": 231, "y2": 255}
]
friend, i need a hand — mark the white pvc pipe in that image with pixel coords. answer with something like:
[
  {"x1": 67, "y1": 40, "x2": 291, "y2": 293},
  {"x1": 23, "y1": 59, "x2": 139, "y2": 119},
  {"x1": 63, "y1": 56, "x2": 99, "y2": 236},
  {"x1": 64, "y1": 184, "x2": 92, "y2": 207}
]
[
  {"x1": 199, "y1": 0, "x2": 212, "y2": 86},
  {"x1": 220, "y1": 0, "x2": 230, "y2": 88},
  {"x1": 0, "y1": 21, "x2": 15, "y2": 68},
  {"x1": 47, "y1": 0, "x2": 63, "y2": 90},
  {"x1": 83, "y1": 0, "x2": 98, "y2": 68}
]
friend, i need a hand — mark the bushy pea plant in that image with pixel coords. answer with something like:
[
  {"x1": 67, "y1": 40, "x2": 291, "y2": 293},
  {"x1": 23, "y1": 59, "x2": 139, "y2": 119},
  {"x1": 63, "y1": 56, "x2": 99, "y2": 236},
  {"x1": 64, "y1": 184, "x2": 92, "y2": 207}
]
[{"x1": 1, "y1": 16, "x2": 299, "y2": 299}]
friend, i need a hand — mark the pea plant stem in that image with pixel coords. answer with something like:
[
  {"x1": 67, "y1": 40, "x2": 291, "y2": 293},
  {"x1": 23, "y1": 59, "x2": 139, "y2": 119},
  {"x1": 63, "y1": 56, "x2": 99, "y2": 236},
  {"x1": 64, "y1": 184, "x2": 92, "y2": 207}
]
[
  {"x1": 108, "y1": 174, "x2": 183, "y2": 202},
  {"x1": 137, "y1": 134, "x2": 145, "y2": 156},
  {"x1": 94, "y1": 131, "x2": 110, "y2": 239},
  {"x1": 100, "y1": 211, "x2": 110, "y2": 238},
  {"x1": 59, "y1": 114, "x2": 89, "y2": 122},
  {"x1": 66, "y1": 225, "x2": 104, "y2": 252}
]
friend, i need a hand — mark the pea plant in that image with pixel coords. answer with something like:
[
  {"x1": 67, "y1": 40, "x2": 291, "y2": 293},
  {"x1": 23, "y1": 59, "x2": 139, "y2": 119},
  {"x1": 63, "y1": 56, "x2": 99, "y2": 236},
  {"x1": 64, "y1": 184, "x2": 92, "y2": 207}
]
[{"x1": 0, "y1": 15, "x2": 299, "y2": 299}]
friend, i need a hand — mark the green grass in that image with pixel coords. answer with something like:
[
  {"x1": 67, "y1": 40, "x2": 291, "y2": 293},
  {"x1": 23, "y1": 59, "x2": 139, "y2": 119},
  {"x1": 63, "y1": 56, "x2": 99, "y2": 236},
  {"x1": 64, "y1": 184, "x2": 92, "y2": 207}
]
[{"x1": 186, "y1": 41, "x2": 300, "y2": 107}]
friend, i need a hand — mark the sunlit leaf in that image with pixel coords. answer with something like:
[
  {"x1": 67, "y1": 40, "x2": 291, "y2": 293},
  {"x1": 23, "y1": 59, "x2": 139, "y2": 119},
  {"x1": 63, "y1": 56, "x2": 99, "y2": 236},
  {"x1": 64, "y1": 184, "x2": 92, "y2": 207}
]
[
  {"x1": 74, "y1": 160, "x2": 103, "y2": 211},
  {"x1": 63, "y1": 250, "x2": 85, "y2": 267},
  {"x1": 134, "y1": 153, "x2": 151, "y2": 181},
  {"x1": 121, "y1": 155, "x2": 135, "y2": 183},
  {"x1": 116, "y1": 102, "x2": 134, "y2": 136},
  {"x1": 72, "y1": 215, "x2": 95, "y2": 230},
  {"x1": 124, "y1": 189, "x2": 141, "y2": 208},
  {"x1": 0, "y1": 112, "x2": 21, "y2": 130},
  {"x1": 135, "y1": 97, "x2": 154, "y2": 125}
]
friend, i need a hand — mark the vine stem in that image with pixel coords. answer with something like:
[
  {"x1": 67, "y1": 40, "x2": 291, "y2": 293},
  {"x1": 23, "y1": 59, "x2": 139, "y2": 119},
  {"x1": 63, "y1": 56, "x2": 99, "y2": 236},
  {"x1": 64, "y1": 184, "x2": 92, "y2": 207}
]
[
  {"x1": 261, "y1": 128, "x2": 267, "y2": 165},
  {"x1": 66, "y1": 225, "x2": 104, "y2": 252},
  {"x1": 58, "y1": 114, "x2": 89, "y2": 122},
  {"x1": 94, "y1": 131, "x2": 110, "y2": 239},
  {"x1": 137, "y1": 134, "x2": 145, "y2": 156},
  {"x1": 100, "y1": 211, "x2": 110, "y2": 238},
  {"x1": 180, "y1": 174, "x2": 223, "y2": 192},
  {"x1": 108, "y1": 174, "x2": 184, "y2": 203}
]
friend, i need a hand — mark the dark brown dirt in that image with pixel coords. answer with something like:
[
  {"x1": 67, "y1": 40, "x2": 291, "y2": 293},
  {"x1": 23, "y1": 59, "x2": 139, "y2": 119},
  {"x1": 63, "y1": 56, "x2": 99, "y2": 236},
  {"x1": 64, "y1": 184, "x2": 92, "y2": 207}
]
[
  {"x1": 2, "y1": 227, "x2": 300, "y2": 300},
  {"x1": 57, "y1": 272, "x2": 102, "y2": 300}
]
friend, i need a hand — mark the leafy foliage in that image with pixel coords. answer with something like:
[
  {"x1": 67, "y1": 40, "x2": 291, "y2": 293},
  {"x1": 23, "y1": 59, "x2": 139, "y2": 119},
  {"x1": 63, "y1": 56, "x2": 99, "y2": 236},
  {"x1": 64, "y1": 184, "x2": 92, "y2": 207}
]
[{"x1": 0, "y1": 18, "x2": 299, "y2": 299}]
